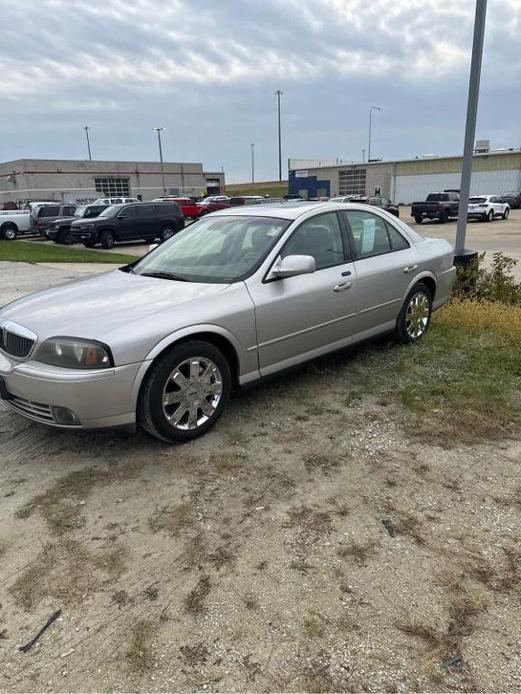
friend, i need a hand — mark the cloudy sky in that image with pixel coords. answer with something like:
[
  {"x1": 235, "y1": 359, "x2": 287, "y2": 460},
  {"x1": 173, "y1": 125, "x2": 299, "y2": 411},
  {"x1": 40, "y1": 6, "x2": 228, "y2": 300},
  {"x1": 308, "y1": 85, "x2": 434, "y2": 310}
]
[{"x1": 1, "y1": 0, "x2": 520, "y2": 182}]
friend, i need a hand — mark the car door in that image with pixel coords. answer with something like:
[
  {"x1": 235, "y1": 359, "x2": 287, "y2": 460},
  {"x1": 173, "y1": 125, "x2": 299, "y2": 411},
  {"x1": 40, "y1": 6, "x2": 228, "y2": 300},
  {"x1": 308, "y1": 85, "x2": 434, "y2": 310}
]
[
  {"x1": 246, "y1": 210, "x2": 357, "y2": 376},
  {"x1": 134, "y1": 204, "x2": 156, "y2": 238},
  {"x1": 490, "y1": 196, "x2": 501, "y2": 217},
  {"x1": 341, "y1": 209, "x2": 420, "y2": 339},
  {"x1": 114, "y1": 205, "x2": 138, "y2": 240}
]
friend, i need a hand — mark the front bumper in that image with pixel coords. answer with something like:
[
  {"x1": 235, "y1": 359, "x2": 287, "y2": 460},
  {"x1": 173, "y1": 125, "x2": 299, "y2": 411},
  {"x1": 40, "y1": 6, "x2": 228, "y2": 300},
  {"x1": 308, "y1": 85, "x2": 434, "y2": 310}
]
[{"x1": 0, "y1": 350, "x2": 141, "y2": 430}]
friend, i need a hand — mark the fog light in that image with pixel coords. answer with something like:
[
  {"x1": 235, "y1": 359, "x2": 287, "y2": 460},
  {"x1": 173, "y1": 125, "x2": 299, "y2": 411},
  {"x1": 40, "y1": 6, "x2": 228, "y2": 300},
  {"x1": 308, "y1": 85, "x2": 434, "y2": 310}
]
[{"x1": 51, "y1": 406, "x2": 80, "y2": 425}]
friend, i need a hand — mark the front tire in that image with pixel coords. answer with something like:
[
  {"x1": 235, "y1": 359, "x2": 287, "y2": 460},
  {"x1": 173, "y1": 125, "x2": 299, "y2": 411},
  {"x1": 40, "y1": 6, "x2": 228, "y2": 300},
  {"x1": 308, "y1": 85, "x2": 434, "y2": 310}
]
[
  {"x1": 395, "y1": 283, "x2": 432, "y2": 344},
  {"x1": 503, "y1": 207, "x2": 510, "y2": 220},
  {"x1": 138, "y1": 340, "x2": 231, "y2": 443},
  {"x1": 58, "y1": 229, "x2": 73, "y2": 245},
  {"x1": 101, "y1": 230, "x2": 115, "y2": 248},
  {"x1": 414, "y1": 216, "x2": 423, "y2": 224}
]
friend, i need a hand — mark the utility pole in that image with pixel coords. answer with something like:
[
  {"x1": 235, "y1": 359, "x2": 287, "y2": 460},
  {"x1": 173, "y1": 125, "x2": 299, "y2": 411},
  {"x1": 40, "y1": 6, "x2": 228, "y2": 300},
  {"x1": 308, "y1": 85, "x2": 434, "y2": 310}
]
[
  {"x1": 154, "y1": 127, "x2": 166, "y2": 196},
  {"x1": 455, "y1": 0, "x2": 487, "y2": 258},
  {"x1": 84, "y1": 126, "x2": 92, "y2": 161},
  {"x1": 368, "y1": 106, "x2": 381, "y2": 162},
  {"x1": 275, "y1": 90, "x2": 283, "y2": 181},
  {"x1": 362, "y1": 149, "x2": 366, "y2": 162},
  {"x1": 250, "y1": 143, "x2": 255, "y2": 184}
]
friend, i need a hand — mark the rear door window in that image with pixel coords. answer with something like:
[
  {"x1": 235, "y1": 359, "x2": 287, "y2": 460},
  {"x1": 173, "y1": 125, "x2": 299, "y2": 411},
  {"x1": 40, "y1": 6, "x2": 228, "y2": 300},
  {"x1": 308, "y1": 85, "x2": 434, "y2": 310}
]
[
  {"x1": 136, "y1": 205, "x2": 155, "y2": 217},
  {"x1": 39, "y1": 206, "x2": 60, "y2": 217}
]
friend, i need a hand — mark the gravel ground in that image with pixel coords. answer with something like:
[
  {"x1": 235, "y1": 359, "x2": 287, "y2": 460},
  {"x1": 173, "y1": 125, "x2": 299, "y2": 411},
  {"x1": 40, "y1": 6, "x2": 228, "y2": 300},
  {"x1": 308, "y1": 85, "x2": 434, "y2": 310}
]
[{"x1": 1, "y1": 264, "x2": 521, "y2": 693}]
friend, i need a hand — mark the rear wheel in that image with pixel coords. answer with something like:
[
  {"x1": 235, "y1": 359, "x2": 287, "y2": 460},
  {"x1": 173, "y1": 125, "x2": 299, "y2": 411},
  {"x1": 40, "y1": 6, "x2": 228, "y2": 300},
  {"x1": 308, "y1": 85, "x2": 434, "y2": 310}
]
[
  {"x1": 395, "y1": 283, "x2": 432, "y2": 344},
  {"x1": 159, "y1": 225, "x2": 176, "y2": 243},
  {"x1": 101, "y1": 230, "x2": 115, "y2": 248},
  {"x1": 414, "y1": 216, "x2": 422, "y2": 224},
  {"x1": 486, "y1": 210, "x2": 494, "y2": 222},
  {"x1": 138, "y1": 340, "x2": 231, "y2": 443},
  {"x1": 439, "y1": 210, "x2": 449, "y2": 224},
  {"x1": 1, "y1": 224, "x2": 17, "y2": 240}
]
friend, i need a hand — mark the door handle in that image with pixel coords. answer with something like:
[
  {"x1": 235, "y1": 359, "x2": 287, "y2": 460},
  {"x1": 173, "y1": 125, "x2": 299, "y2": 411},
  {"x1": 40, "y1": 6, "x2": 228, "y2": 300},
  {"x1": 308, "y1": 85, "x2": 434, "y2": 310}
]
[
  {"x1": 403, "y1": 265, "x2": 418, "y2": 273},
  {"x1": 333, "y1": 281, "x2": 352, "y2": 292}
]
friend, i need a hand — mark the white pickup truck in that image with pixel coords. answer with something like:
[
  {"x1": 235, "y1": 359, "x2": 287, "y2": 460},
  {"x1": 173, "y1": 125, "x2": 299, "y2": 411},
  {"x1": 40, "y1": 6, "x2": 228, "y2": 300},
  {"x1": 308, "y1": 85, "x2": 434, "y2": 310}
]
[{"x1": 0, "y1": 210, "x2": 32, "y2": 240}]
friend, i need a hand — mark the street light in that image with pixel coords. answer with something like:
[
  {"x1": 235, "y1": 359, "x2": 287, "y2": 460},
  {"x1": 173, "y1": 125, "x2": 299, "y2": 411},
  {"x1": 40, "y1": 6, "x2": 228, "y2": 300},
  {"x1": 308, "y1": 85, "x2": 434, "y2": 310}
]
[
  {"x1": 368, "y1": 106, "x2": 382, "y2": 162},
  {"x1": 275, "y1": 90, "x2": 283, "y2": 181},
  {"x1": 250, "y1": 143, "x2": 255, "y2": 184},
  {"x1": 154, "y1": 127, "x2": 166, "y2": 196},
  {"x1": 84, "y1": 126, "x2": 92, "y2": 161},
  {"x1": 455, "y1": 0, "x2": 487, "y2": 261}
]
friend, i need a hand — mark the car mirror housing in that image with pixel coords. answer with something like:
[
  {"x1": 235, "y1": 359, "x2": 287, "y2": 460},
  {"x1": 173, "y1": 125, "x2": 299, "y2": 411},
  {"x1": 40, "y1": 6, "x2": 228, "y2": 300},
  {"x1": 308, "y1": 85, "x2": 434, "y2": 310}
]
[{"x1": 270, "y1": 254, "x2": 316, "y2": 279}]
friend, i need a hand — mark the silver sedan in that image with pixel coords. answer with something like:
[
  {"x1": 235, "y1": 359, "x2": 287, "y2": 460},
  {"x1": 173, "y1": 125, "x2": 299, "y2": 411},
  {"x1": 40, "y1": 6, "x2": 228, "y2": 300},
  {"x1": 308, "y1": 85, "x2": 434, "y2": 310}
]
[{"x1": 0, "y1": 203, "x2": 455, "y2": 442}]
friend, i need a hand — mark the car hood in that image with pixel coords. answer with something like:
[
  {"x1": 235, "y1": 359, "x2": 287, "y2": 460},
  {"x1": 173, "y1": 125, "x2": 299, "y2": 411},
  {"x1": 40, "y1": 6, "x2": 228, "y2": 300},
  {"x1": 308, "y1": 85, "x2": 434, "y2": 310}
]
[{"x1": 0, "y1": 270, "x2": 230, "y2": 342}]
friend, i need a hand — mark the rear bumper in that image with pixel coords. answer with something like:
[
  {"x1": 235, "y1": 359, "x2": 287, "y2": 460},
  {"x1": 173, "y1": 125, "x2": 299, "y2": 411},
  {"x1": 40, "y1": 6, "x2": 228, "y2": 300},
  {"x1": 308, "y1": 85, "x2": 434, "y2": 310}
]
[{"x1": 0, "y1": 351, "x2": 140, "y2": 430}]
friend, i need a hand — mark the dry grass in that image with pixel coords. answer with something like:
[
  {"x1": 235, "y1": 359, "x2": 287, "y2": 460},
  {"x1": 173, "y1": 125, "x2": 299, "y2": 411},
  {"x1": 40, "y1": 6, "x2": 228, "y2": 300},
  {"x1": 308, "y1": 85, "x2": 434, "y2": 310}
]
[
  {"x1": 209, "y1": 450, "x2": 248, "y2": 472},
  {"x1": 10, "y1": 538, "x2": 127, "y2": 610},
  {"x1": 336, "y1": 540, "x2": 379, "y2": 565},
  {"x1": 438, "y1": 299, "x2": 521, "y2": 338},
  {"x1": 243, "y1": 593, "x2": 260, "y2": 610},
  {"x1": 303, "y1": 452, "x2": 341, "y2": 474},
  {"x1": 184, "y1": 575, "x2": 211, "y2": 615},
  {"x1": 126, "y1": 620, "x2": 155, "y2": 672},
  {"x1": 303, "y1": 614, "x2": 326, "y2": 639},
  {"x1": 285, "y1": 506, "x2": 333, "y2": 542},
  {"x1": 14, "y1": 468, "x2": 117, "y2": 535},
  {"x1": 148, "y1": 503, "x2": 192, "y2": 537},
  {"x1": 180, "y1": 641, "x2": 209, "y2": 666}
]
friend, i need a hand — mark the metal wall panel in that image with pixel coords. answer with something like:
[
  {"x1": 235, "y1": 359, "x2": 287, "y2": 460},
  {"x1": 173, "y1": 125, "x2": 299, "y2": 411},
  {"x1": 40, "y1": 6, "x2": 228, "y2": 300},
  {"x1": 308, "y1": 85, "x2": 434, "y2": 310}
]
[{"x1": 395, "y1": 169, "x2": 521, "y2": 204}]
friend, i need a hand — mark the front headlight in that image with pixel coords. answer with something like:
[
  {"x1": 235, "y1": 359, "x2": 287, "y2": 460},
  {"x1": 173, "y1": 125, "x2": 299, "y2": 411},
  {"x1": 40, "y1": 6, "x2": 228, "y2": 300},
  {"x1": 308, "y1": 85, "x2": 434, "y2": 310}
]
[
  {"x1": 81, "y1": 223, "x2": 95, "y2": 229},
  {"x1": 35, "y1": 337, "x2": 114, "y2": 369}
]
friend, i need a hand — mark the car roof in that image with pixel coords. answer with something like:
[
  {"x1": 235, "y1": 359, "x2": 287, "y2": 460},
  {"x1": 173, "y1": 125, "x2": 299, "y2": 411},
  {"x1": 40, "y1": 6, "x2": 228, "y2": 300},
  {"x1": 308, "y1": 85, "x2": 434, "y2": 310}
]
[{"x1": 209, "y1": 201, "x2": 389, "y2": 221}]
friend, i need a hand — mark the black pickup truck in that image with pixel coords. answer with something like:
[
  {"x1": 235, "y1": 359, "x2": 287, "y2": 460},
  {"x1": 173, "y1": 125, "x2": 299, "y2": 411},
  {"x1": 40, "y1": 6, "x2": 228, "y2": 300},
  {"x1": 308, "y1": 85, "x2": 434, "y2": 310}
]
[{"x1": 411, "y1": 192, "x2": 460, "y2": 224}]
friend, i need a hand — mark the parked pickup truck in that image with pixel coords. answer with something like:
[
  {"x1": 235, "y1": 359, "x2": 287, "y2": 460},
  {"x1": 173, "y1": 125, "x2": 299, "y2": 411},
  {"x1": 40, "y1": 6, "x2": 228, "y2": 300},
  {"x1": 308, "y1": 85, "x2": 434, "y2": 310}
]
[
  {"x1": 411, "y1": 192, "x2": 460, "y2": 224},
  {"x1": 0, "y1": 210, "x2": 32, "y2": 240}
]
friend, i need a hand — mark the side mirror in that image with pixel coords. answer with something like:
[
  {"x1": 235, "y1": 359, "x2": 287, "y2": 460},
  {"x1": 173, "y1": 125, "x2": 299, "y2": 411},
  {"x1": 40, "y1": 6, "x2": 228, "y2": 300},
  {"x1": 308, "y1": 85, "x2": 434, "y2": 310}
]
[
  {"x1": 148, "y1": 243, "x2": 159, "y2": 252},
  {"x1": 270, "y1": 254, "x2": 316, "y2": 279}
]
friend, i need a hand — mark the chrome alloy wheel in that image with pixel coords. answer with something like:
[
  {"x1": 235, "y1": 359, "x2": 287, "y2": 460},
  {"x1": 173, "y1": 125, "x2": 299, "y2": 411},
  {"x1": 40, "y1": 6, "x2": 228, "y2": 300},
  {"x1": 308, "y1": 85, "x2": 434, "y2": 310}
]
[
  {"x1": 162, "y1": 357, "x2": 223, "y2": 430},
  {"x1": 405, "y1": 292, "x2": 430, "y2": 339}
]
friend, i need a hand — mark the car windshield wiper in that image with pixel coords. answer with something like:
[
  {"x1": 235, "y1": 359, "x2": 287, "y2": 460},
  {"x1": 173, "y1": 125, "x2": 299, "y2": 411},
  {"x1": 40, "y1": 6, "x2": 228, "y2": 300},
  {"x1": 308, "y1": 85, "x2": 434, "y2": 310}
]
[{"x1": 139, "y1": 271, "x2": 190, "y2": 282}]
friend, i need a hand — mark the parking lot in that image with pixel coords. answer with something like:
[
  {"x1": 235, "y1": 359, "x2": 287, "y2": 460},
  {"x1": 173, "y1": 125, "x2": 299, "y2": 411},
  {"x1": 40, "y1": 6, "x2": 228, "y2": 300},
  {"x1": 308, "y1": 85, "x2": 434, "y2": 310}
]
[{"x1": 1, "y1": 211, "x2": 521, "y2": 692}]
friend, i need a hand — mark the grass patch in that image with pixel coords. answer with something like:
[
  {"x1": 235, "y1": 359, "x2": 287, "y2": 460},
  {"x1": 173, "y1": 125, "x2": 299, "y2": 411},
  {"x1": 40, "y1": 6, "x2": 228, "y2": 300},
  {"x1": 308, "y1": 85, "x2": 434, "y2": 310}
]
[
  {"x1": 0, "y1": 240, "x2": 137, "y2": 264},
  {"x1": 10, "y1": 538, "x2": 127, "y2": 610},
  {"x1": 148, "y1": 503, "x2": 192, "y2": 537},
  {"x1": 225, "y1": 181, "x2": 287, "y2": 198},
  {"x1": 184, "y1": 575, "x2": 211, "y2": 615},
  {"x1": 337, "y1": 540, "x2": 379, "y2": 565},
  {"x1": 126, "y1": 620, "x2": 155, "y2": 672},
  {"x1": 15, "y1": 468, "x2": 116, "y2": 535}
]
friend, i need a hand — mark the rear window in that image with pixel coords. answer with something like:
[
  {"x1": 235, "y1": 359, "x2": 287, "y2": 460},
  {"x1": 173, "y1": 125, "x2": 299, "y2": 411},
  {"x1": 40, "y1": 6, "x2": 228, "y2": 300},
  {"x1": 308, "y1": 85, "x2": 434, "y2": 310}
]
[
  {"x1": 469, "y1": 197, "x2": 487, "y2": 203},
  {"x1": 38, "y1": 206, "x2": 60, "y2": 217},
  {"x1": 426, "y1": 194, "x2": 449, "y2": 202}
]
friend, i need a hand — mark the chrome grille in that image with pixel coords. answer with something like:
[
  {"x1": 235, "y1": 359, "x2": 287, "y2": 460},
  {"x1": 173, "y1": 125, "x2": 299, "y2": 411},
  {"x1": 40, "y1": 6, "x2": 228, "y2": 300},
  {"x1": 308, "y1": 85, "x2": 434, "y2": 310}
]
[{"x1": 8, "y1": 396, "x2": 55, "y2": 423}]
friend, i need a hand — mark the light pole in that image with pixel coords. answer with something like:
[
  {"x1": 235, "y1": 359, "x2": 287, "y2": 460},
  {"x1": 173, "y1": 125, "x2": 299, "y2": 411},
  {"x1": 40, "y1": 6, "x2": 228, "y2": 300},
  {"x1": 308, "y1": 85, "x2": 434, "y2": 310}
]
[
  {"x1": 154, "y1": 127, "x2": 166, "y2": 196},
  {"x1": 368, "y1": 106, "x2": 382, "y2": 162},
  {"x1": 84, "y1": 126, "x2": 92, "y2": 161},
  {"x1": 250, "y1": 143, "x2": 255, "y2": 184},
  {"x1": 455, "y1": 0, "x2": 487, "y2": 260},
  {"x1": 275, "y1": 90, "x2": 283, "y2": 181},
  {"x1": 362, "y1": 148, "x2": 366, "y2": 162}
]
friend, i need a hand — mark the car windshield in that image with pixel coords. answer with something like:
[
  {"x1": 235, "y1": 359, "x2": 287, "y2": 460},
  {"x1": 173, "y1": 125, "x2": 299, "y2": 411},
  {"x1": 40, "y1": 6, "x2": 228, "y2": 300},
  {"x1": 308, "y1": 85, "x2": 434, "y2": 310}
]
[
  {"x1": 73, "y1": 206, "x2": 87, "y2": 217},
  {"x1": 469, "y1": 197, "x2": 487, "y2": 203},
  {"x1": 426, "y1": 194, "x2": 448, "y2": 201},
  {"x1": 200, "y1": 197, "x2": 215, "y2": 204},
  {"x1": 329, "y1": 197, "x2": 345, "y2": 202},
  {"x1": 98, "y1": 205, "x2": 122, "y2": 217},
  {"x1": 132, "y1": 215, "x2": 290, "y2": 283}
]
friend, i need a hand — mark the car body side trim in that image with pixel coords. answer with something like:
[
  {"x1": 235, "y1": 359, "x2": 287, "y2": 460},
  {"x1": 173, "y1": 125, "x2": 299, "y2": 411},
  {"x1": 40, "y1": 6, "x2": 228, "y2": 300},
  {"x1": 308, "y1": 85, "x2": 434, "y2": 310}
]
[
  {"x1": 257, "y1": 312, "x2": 357, "y2": 349},
  {"x1": 358, "y1": 298, "x2": 401, "y2": 315}
]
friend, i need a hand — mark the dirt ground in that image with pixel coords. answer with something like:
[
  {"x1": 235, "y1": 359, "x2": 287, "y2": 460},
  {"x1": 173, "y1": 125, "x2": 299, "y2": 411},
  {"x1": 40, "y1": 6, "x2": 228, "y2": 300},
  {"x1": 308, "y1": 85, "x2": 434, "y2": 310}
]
[{"x1": 1, "y1": 260, "x2": 521, "y2": 693}]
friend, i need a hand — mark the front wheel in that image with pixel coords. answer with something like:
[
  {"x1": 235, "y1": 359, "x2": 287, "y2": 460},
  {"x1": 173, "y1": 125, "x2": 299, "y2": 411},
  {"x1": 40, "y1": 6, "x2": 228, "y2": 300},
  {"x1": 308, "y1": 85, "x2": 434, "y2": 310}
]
[
  {"x1": 503, "y1": 208, "x2": 510, "y2": 220},
  {"x1": 138, "y1": 340, "x2": 231, "y2": 443},
  {"x1": 101, "y1": 230, "x2": 115, "y2": 248},
  {"x1": 414, "y1": 216, "x2": 422, "y2": 224},
  {"x1": 58, "y1": 229, "x2": 73, "y2": 245},
  {"x1": 395, "y1": 283, "x2": 432, "y2": 344},
  {"x1": 1, "y1": 225, "x2": 17, "y2": 240}
]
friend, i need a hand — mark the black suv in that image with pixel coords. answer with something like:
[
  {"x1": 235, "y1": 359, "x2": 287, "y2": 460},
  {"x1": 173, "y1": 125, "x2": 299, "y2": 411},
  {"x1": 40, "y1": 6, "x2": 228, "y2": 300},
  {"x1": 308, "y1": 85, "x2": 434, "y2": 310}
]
[
  {"x1": 70, "y1": 202, "x2": 185, "y2": 248},
  {"x1": 47, "y1": 204, "x2": 108, "y2": 244}
]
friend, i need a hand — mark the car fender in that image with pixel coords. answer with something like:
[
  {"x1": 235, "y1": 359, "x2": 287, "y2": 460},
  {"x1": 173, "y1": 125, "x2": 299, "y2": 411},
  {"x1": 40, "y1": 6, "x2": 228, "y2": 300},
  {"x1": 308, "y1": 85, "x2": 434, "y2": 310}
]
[
  {"x1": 129, "y1": 323, "x2": 249, "y2": 408},
  {"x1": 402, "y1": 270, "x2": 437, "y2": 303}
]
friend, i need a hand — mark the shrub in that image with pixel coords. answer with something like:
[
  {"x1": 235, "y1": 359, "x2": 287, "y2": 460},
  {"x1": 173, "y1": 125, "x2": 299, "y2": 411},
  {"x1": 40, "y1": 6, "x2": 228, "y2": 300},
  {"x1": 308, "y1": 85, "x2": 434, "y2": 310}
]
[{"x1": 454, "y1": 252, "x2": 521, "y2": 304}]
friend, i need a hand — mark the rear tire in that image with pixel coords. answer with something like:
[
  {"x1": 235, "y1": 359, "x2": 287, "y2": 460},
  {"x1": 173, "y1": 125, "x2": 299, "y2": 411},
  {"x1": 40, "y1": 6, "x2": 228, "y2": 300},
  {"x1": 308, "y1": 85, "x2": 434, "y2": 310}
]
[
  {"x1": 1, "y1": 224, "x2": 17, "y2": 241},
  {"x1": 486, "y1": 210, "x2": 494, "y2": 222},
  {"x1": 439, "y1": 210, "x2": 449, "y2": 224},
  {"x1": 138, "y1": 340, "x2": 231, "y2": 443},
  {"x1": 159, "y1": 225, "x2": 176, "y2": 243},
  {"x1": 413, "y1": 216, "x2": 422, "y2": 224},
  {"x1": 101, "y1": 230, "x2": 115, "y2": 248},
  {"x1": 395, "y1": 282, "x2": 432, "y2": 344}
]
